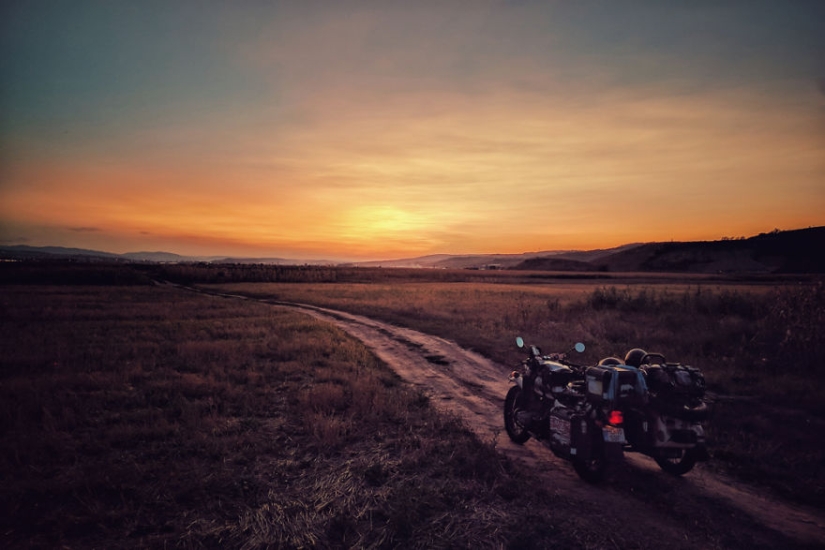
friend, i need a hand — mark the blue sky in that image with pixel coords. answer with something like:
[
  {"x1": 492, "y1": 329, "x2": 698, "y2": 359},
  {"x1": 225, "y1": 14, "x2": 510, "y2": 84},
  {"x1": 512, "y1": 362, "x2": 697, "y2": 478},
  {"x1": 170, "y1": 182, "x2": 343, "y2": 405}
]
[{"x1": 1, "y1": 1, "x2": 823, "y2": 259}]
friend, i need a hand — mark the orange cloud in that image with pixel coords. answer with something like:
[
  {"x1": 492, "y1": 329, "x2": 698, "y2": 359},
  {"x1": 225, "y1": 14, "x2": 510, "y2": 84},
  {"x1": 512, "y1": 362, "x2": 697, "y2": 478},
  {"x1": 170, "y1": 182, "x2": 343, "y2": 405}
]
[{"x1": 2, "y1": 71, "x2": 823, "y2": 259}]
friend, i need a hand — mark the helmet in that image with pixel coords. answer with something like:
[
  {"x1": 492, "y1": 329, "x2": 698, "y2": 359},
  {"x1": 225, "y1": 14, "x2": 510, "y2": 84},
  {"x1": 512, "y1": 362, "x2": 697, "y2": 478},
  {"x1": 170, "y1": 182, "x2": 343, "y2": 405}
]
[
  {"x1": 599, "y1": 357, "x2": 622, "y2": 366},
  {"x1": 624, "y1": 348, "x2": 648, "y2": 367}
]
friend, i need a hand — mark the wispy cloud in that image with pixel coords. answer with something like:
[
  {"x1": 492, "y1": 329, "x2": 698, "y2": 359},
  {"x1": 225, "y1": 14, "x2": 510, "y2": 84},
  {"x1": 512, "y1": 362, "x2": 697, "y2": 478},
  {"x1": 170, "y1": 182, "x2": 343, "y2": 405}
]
[{"x1": 0, "y1": 2, "x2": 823, "y2": 259}]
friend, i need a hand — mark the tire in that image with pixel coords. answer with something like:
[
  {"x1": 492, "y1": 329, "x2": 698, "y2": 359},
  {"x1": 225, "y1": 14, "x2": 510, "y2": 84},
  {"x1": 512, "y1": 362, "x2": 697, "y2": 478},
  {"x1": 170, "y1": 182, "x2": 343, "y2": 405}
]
[
  {"x1": 573, "y1": 448, "x2": 607, "y2": 483},
  {"x1": 655, "y1": 448, "x2": 698, "y2": 476},
  {"x1": 573, "y1": 424, "x2": 607, "y2": 483},
  {"x1": 504, "y1": 385, "x2": 531, "y2": 444}
]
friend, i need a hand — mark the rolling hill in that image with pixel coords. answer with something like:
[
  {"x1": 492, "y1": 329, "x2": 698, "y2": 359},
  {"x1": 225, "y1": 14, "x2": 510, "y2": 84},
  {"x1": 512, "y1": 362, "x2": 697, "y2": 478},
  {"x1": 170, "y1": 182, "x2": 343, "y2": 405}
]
[
  {"x1": 511, "y1": 227, "x2": 825, "y2": 274},
  {"x1": 2, "y1": 226, "x2": 822, "y2": 273}
]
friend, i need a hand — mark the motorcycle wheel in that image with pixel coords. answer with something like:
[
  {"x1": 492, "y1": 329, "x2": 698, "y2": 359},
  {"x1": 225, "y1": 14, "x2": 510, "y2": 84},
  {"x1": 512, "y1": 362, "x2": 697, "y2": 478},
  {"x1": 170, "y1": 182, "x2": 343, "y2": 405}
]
[
  {"x1": 573, "y1": 440, "x2": 607, "y2": 483},
  {"x1": 573, "y1": 427, "x2": 607, "y2": 483},
  {"x1": 504, "y1": 386, "x2": 531, "y2": 444},
  {"x1": 655, "y1": 449, "x2": 698, "y2": 476}
]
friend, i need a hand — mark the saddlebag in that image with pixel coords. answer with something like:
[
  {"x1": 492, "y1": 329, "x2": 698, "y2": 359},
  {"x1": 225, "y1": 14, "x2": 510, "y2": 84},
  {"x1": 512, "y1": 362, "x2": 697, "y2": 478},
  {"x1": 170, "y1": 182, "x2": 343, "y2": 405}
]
[
  {"x1": 548, "y1": 409, "x2": 592, "y2": 460},
  {"x1": 643, "y1": 363, "x2": 706, "y2": 399},
  {"x1": 643, "y1": 364, "x2": 708, "y2": 421},
  {"x1": 585, "y1": 365, "x2": 647, "y2": 407}
]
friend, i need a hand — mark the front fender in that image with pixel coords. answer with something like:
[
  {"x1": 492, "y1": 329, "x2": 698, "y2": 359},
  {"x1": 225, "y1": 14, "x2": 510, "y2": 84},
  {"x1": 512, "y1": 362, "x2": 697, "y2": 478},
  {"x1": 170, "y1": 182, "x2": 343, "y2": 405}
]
[{"x1": 509, "y1": 371, "x2": 524, "y2": 388}]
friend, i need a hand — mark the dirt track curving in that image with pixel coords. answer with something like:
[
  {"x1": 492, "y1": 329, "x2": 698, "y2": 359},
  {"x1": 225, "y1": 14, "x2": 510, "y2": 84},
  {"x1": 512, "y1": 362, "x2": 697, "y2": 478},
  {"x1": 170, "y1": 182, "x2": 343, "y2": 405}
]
[{"x1": 179, "y1": 283, "x2": 825, "y2": 548}]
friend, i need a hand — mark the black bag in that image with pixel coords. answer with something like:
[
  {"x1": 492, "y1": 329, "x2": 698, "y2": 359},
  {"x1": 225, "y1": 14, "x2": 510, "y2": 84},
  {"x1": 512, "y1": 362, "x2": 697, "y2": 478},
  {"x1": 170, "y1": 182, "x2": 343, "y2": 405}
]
[{"x1": 644, "y1": 363, "x2": 706, "y2": 399}]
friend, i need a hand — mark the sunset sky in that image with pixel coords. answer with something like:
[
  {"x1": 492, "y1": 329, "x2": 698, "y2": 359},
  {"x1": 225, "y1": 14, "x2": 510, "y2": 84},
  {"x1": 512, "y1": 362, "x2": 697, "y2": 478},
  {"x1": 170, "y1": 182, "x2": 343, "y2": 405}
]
[{"x1": 1, "y1": 1, "x2": 823, "y2": 261}]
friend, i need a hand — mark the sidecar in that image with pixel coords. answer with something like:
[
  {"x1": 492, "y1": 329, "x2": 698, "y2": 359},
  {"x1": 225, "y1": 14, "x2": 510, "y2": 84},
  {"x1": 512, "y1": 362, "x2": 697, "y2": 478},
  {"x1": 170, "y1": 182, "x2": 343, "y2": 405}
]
[{"x1": 629, "y1": 360, "x2": 710, "y2": 474}]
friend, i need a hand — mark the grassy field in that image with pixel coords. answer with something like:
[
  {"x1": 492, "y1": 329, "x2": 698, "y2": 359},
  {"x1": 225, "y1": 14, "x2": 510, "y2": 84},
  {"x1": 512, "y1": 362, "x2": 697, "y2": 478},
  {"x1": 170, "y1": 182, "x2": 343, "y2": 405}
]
[
  {"x1": 2, "y1": 262, "x2": 822, "y2": 547},
  {"x1": 205, "y1": 276, "x2": 825, "y2": 508},
  {"x1": 205, "y1": 279, "x2": 819, "y2": 396},
  {"x1": 1, "y1": 281, "x2": 644, "y2": 549}
]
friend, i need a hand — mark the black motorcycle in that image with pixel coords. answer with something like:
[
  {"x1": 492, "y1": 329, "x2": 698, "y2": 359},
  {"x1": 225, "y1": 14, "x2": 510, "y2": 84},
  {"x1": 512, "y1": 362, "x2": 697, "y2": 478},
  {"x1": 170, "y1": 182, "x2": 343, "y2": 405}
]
[
  {"x1": 503, "y1": 337, "x2": 628, "y2": 482},
  {"x1": 504, "y1": 338, "x2": 709, "y2": 481}
]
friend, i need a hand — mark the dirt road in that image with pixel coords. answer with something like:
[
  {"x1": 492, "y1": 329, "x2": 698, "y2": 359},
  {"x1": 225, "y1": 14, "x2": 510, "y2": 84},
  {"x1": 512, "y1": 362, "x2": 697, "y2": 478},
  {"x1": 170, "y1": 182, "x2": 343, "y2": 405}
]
[{"x1": 186, "y1": 284, "x2": 825, "y2": 548}]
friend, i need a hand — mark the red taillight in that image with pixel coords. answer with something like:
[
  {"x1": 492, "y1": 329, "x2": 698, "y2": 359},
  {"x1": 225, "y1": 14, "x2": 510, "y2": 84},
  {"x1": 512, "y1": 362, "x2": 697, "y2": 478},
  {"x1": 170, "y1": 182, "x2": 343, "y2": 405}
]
[{"x1": 607, "y1": 410, "x2": 624, "y2": 426}]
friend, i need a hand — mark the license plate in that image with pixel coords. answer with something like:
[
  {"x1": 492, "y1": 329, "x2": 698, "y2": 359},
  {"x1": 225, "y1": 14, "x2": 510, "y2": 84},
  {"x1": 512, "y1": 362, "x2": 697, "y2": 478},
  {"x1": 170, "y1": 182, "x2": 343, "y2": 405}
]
[{"x1": 603, "y1": 426, "x2": 625, "y2": 444}]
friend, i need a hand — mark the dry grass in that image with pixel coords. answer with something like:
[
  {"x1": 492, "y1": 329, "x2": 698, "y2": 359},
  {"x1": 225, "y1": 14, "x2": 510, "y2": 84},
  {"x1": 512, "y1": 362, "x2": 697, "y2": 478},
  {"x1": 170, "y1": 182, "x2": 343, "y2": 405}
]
[
  {"x1": 2, "y1": 263, "x2": 821, "y2": 548},
  {"x1": 207, "y1": 280, "x2": 821, "y2": 389},
  {"x1": 210, "y1": 278, "x2": 825, "y2": 508},
  {"x1": 1, "y1": 282, "x2": 614, "y2": 549}
]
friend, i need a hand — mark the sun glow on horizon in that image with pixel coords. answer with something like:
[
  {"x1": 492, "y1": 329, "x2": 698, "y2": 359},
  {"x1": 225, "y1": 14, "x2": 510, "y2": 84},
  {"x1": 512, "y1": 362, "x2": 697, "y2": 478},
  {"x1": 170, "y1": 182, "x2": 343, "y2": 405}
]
[{"x1": 1, "y1": 2, "x2": 823, "y2": 260}]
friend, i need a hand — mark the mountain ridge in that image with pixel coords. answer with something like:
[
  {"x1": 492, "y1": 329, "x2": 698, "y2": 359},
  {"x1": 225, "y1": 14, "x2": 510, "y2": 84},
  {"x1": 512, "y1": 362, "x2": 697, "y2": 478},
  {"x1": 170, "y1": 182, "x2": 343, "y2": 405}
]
[
  {"x1": 1, "y1": 226, "x2": 822, "y2": 273},
  {"x1": 514, "y1": 227, "x2": 825, "y2": 274}
]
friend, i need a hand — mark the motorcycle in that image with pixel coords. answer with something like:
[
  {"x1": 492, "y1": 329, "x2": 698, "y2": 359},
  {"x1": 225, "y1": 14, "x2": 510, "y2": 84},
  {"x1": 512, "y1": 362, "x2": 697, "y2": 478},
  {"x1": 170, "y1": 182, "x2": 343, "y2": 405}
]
[
  {"x1": 503, "y1": 337, "x2": 628, "y2": 482},
  {"x1": 504, "y1": 338, "x2": 710, "y2": 482}
]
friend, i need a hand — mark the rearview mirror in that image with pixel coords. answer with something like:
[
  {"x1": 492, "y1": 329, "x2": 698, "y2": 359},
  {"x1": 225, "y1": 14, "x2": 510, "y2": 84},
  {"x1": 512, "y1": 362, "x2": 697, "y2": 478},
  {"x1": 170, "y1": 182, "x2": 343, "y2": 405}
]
[
  {"x1": 574, "y1": 342, "x2": 585, "y2": 353},
  {"x1": 516, "y1": 336, "x2": 524, "y2": 348}
]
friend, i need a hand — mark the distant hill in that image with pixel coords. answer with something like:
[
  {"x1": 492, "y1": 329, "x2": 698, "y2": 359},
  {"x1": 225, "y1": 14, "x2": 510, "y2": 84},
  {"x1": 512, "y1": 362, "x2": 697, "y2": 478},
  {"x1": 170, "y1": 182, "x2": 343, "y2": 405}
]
[
  {"x1": 0, "y1": 245, "x2": 335, "y2": 266},
  {"x1": 510, "y1": 257, "x2": 602, "y2": 272},
  {"x1": 510, "y1": 227, "x2": 825, "y2": 274},
  {"x1": 121, "y1": 251, "x2": 189, "y2": 262},
  {"x1": 3, "y1": 227, "x2": 822, "y2": 273},
  {"x1": 549, "y1": 244, "x2": 644, "y2": 263},
  {"x1": 341, "y1": 254, "x2": 456, "y2": 268},
  {"x1": 0, "y1": 245, "x2": 121, "y2": 261},
  {"x1": 513, "y1": 244, "x2": 644, "y2": 270},
  {"x1": 345, "y1": 248, "x2": 632, "y2": 269},
  {"x1": 205, "y1": 257, "x2": 335, "y2": 266}
]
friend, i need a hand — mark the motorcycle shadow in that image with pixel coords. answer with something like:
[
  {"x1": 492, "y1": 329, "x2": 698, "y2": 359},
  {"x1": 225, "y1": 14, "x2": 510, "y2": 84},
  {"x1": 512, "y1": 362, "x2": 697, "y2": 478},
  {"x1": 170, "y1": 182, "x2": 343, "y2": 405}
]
[
  {"x1": 608, "y1": 453, "x2": 692, "y2": 500},
  {"x1": 605, "y1": 454, "x2": 769, "y2": 538}
]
